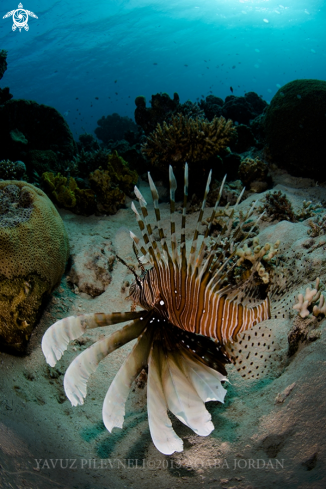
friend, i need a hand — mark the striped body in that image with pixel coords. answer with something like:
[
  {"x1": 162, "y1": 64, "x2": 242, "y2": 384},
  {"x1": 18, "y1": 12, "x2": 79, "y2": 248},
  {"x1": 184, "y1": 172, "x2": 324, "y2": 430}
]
[
  {"x1": 128, "y1": 164, "x2": 272, "y2": 347},
  {"x1": 130, "y1": 259, "x2": 270, "y2": 345}
]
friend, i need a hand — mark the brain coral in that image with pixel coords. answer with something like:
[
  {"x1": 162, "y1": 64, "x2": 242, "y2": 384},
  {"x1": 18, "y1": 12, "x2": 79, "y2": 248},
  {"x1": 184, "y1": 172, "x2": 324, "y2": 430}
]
[
  {"x1": 264, "y1": 79, "x2": 326, "y2": 179},
  {"x1": 0, "y1": 181, "x2": 69, "y2": 352}
]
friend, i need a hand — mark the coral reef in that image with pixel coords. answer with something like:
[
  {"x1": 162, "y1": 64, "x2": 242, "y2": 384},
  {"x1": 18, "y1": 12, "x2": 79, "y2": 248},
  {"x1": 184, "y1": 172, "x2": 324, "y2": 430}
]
[
  {"x1": 42, "y1": 151, "x2": 138, "y2": 216},
  {"x1": 89, "y1": 151, "x2": 138, "y2": 215},
  {"x1": 230, "y1": 124, "x2": 257, "y2": 153},
  {"x1": 95, "y1": 113, "x2": 139, "y2": 145},
  {"x1": 0, "y1": 159, "x2": 26, "y2": 180},
  {"x1": 289, "y1": 277, "x2": 324, "y2": 355},
  {"x1": 77, "y1": 133, "x2": 100, "y2": 152},
  {"x1": 264, "y1": 79, "x2": 326, "y2": 179},
  {"x1": 0, "y1": 99, "x2": 76, "y2": 165},
  {"x1": 238, "y1": 156, "x2": 268, "y2": 188},
  {"x1": 135, "y1": 92, "x2": 180, "y2": 134},
  {"x1": 41, "y1": 172, "x2": 97, "y2": 216},
  {"x1": 198, "y1": 95, "x2": 224, "y2": 121},
  {"x1": 258, "y1": 190, "x2": 296, "y2": 222},
  {"x1": 142, "y1": 114, "x2": 236, "y2": 171},
  {"x1": 222, "y1": 92, "x2": 268, "y2": 125},
  {"x1": 258, "y1": 191, "x2": 322, "y2": 223},
  {"x1": 235, "y1": 237, "x2": 280, "y2": 284},
  {"x1": 293, "y1": 278, "x2": 326, "y2": 319},
  {"x1": 307, "y1": 213, "x2": 326, "y2": 237},
  {"x1": 0, "y1": 181, "x2": 69, "y2": 352}
]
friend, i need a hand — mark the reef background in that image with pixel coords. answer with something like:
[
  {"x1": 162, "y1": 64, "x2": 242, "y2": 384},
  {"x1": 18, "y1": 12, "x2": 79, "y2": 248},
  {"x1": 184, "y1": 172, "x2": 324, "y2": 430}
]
[{"x1": 1, "y1": 169, "x2": 326, "y2": 489}]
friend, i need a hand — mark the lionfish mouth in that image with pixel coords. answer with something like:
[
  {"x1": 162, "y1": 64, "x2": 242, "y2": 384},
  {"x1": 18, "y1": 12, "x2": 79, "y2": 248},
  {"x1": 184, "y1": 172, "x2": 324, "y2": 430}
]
[{"x1": 42, "y1": 164, "x2": 279, "y2": 455}]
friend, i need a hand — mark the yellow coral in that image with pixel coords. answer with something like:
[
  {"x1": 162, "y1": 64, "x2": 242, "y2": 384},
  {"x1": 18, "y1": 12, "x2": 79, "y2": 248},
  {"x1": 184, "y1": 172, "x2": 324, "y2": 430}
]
[
  {"x1": 0, "y1": 181, "x2": 69, "y2": 351},
  {"x1": 142, "y1": 114, "x2": 236, "y2": 168}
]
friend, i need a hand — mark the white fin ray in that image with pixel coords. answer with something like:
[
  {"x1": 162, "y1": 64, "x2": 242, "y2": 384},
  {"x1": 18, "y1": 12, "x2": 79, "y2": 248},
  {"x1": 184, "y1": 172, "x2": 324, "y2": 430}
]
[
  {"x1": 42, "y1": 314, "x2": 98, "y2": 367},
  {"x1": 63, "y1": 318, "x2": 147, "y2": 406},
  {"x1": 102, "y1": 324, "x2": 154, "y2": 432},
  {"x1": 179, "y1": 350, "x2": 228, "y2": 403},
  {"x1": 147, "y1": 341, "x2": 183, "y2": 455},
  {"x1": 161, "y1": 350, "x2": 214, "y2": 436}
]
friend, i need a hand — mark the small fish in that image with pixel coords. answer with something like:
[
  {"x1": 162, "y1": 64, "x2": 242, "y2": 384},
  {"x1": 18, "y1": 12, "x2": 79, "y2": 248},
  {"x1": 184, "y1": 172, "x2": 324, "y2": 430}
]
[
  {"x1": 184, "y1": 64, "x2": 188, "y2": 67},
  {"x1": 63, "y1": 110, "x2": 69, "y2": 117},
  {"x1": 114, "y1": 80, "x2": 117, "y2": 83},
  {"x1": 232, "y1": 66, "x2": 236, "y2": 69},
  {"x1": 75, "y1": 97, "x2": 79, "y2": 100},
  {"x1": 95, "y1": 97, "x2": 99, "y2": 100},
  {"x1": 230, "y1": 86, "x2": 234, "y2": 93},
  {"x1": 153, "y1": 63, "x2": 158, "y2": 65},
  {"x1": 297, "y1": 94, "x2": 302, "y2": 99},
  {"x1": 115, "y1": 92, "x2": 118, "y2": 95},
  {"x1": 263, "y1": 18, "x2": 269, "y2": 23}
]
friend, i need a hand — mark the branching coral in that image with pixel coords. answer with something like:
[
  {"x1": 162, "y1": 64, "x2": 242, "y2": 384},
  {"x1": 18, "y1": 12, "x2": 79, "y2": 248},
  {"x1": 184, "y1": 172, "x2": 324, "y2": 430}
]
[
  {"x1": 0, "y1": 159, "x2": 26, "y2": 180},
  {"x1": 258, "y1": 191, "x2": 322, "y2": 223},
  {"x1": 258, "y1": 190, "x2": 296, "y2": 222},
  {"x1": 141, "y1": 114, "x2": 236, "y2": 169},
  {"x1": 307, "y1": 213, "x2": 326, "y2": 237},
  {"x1": 296, "y1": 200, "x2": 322, "y2": 221},
  {"x1": 235, "y1": 237, "x2": 280, "y2": 284},
  {"x1": 293, "y1": 277, "x2": 326, "y2": 318}
]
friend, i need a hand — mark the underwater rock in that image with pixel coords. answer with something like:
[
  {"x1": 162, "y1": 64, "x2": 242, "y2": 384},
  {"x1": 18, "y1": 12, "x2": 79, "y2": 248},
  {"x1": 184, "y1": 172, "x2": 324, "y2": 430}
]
[
  {"x1": 264, "y1": 79, "x2": 326, "y2": 179},
  {"x1": 0, "y1": 99, "x2": 76, "y2": 164},
  {"x1": 68, "y1": 238, "x2": 115, "y2": 297},
  {"x1": 0, "y1": 181, "x2": 69, "y2": 352},
  {"x1": 95, "y1": 112, "x2": 139, "y2": 145}
]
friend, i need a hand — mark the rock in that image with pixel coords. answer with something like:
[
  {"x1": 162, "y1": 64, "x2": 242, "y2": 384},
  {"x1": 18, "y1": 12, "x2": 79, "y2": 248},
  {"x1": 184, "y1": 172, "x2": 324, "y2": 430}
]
[
  {"x1": 68, "y1": 238, "x2": 115, "y2": 297},
  {"x1": 264, "y1": 79, "x2": 326, "y2": 179}
]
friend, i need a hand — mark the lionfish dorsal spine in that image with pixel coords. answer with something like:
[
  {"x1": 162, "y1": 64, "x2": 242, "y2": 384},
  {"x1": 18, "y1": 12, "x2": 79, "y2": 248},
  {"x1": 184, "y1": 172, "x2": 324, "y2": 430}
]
[
  {"x1": 203, "y1": 173, "x2": 227, "y2": 240},
  {"x1": 188, "y1": 169, "x2": 212, "y2": 271},
  {"x1": 169, "y1": 166, "x2": 179, "y2": 265}
]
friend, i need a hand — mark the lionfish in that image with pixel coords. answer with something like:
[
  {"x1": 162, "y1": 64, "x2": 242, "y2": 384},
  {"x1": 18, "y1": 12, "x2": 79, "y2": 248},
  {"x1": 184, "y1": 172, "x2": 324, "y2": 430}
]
[{"x1": 42, "y1": 164, "x2": 286, "y2": 455}]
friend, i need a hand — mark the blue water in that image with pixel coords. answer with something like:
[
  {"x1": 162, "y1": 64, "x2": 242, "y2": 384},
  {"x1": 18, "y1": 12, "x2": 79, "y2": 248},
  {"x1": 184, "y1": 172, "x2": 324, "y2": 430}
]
[{"x1": 1, "y1": 0, "x2": 325, "y2": 139}]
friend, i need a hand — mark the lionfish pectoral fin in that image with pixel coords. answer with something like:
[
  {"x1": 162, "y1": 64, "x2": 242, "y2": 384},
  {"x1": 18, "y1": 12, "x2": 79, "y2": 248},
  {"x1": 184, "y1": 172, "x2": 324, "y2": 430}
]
[
  {"x1": 102, "y1": 321, "x2": 155, "y2": 432},
  {"x1": 147, "y1": 340, "x2": 183, "y2": 455},
  {"x1": 41, "y1": 311, "x2": 147, "y2": 367},
  {"x1": 225, "y1": 318, "x2": 283, "y2": 380},
  {"x1": 63, "y1": 316, "x2": 150, "y2": 406},
  {"x1": 178, "y1": 349, "x2": 228, "y2": 403},
  {"x1": 161, "y1": 348, "x2": 214, "y2": 436}
]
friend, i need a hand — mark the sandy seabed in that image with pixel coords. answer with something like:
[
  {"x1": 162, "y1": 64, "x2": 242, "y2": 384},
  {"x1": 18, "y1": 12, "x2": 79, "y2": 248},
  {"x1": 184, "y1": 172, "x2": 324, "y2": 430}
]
[{"x1": 1, "y1": 170, "x2": 326, "y2": 489}]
